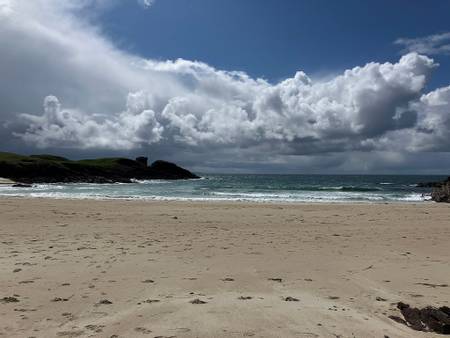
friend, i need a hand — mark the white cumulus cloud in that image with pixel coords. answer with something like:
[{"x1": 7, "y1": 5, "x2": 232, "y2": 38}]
[
  {"x1": 395, "y1": 32, "x2": 450, "y2": 56},
  {"x1": 1, "y1": 0, "x2": 450, "y2": 172},
  {"x1": 137, "y1": 0, "x2": 155, "y2": 8}
]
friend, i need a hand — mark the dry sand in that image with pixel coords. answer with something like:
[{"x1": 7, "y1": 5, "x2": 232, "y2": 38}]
[
  {"x1": 0, "y1": 197, "x2": 449, "y2": 338},
  {"x1": 0, "y1": 178, "x2": 15, "y2": 185}
]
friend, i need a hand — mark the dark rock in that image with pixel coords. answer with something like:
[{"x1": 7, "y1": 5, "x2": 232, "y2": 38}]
[
  {"x1": 149, "y1": 160, "x2": 200, "y2": 180},
  {"x1": 389, "y1": 302, "x2": 450, "y2": 334},
  {"x1": 135, "y1": 157, "x2": 148, "y2": 166},
  {"x1": 397, "y1": 302, "x2": 427, "y2": 331},
  {"x1": 190, "y1": 298, "x2": 207, "y2": 304},
  {"x1": 389, "y1": 315, "x2": 407, "y2": 325},
  {"x1": 442, "y1": 307, "x2": 450, "y2": 316},
  {"x1": 431, "y1": 177, "x2": 450, "y2": 203}
]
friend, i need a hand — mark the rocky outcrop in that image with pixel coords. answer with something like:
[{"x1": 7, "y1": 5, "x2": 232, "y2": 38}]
[
  {"x1": 135, "y1": 157, "x2": 148, "y2": 166},
  {"x1": 389, "y1": 302, "x2": 450, "y2": 334},
  {"x1": 431, "y1": 177, "x2": 450, "y2": 203},
  {"x1": 0, "y1": 152, "x2": 200, "y2": 184},
  {"x1": 148, "y1": 160, "x2": 199, "y2": 180}
]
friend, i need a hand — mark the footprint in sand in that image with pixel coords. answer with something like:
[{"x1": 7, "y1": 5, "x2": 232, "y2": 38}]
[
  {"x1": 284, "y1": 296, "x2": 299, "y2": 302},
  {"x1": 190, "y1": 298, "x2": 207, "y2": 304},
  {"x1": 134, "y1": 327, "x2": 152, "y2": 334},
  {"x1": 85, "y1": 324, "x2": 105, "y2": 333},
  {"x1": 415, "y1": 282, "x2": 448, "y2": 288},
  {"x1": 18, "y1": 280, "x2": 34, "y2": 284},
  {"x1": 142, "y1": 279, "x2": 155, "y2": 284},
  {"x1": 96, "y1": 299, "x2": 113, "y2": 306},
  {"x1": 137, "y1": 299, "x2": 160, "y2": 305},
  {"x1": 1, "y1": 296, "x2": 19, "y2": 303},
  {"x1": 56, "y1": 330, "x2": 84, "y2": 337},
  {"x1": 238, "y1": 296, "x2": 253, "y2": 300}
]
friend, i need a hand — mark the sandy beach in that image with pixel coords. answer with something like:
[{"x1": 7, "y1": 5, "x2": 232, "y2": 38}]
[{"x1": 0, "y1": 198, "x2": 449, "y2": 338}]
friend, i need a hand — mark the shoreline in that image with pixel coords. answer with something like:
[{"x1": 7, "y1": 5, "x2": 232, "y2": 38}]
[
  {"x1": 0, "y1": 194, "x2": 434, "y2": 205},
  {"x1": 1, "y1": 198, "x2": 449, "y2": 337}
]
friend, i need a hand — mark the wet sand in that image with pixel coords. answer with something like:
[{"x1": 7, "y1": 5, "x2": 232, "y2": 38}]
[{"x1": 0, "y1": 198, "x2": 449, "y2": 337}]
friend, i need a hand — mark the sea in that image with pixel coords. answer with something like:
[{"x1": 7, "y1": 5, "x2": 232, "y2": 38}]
[{"x1": 0, "y1": 174, "x2": 445, "y2": 203}]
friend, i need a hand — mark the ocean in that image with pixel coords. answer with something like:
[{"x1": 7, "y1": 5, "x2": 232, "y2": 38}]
[{"x1": 0, "y1": 174, "x2": 444, "y2": 203}]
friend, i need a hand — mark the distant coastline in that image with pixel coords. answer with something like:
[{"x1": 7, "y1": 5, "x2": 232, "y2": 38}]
[{"x1": 0, "y1": 152, "x2": 199, "y2": 184}]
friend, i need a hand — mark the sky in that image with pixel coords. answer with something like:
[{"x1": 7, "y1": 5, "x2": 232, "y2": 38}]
[{"x1": 1, "y1": 0, "x2": 450, "y2": 174}]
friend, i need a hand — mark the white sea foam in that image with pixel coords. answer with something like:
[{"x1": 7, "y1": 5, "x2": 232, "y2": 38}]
[
  {"x1": 0, "y1": 191, "x2": 428, "y2": 203},
  {"x1": 0, "y1": 175, "x2": 434, "y2": 204},
  {"x1": 130, "y1": 179, "x2": 171, "y2": 184}
]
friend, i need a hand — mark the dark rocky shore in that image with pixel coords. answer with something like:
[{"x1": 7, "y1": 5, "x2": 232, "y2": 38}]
[
  {"x1": 430, "y1": 177, "x2": 450, "y2": 203},
  {"x1": 417, "y1": 177, "x2": 450, "y2": 203},
  {"x1": 0, "y1": 152, "x2": 199, "y2": 184},
  {"x1": 389, "y1": 302, "x2": 450, "y2": 334}
]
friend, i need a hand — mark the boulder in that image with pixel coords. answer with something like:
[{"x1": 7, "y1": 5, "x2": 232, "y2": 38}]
[
  {"x1": 431, "y1": 177, "x2": 450, "y2": 203},
  {"x1": 391, "y1": 302, "x2": 450, "y2": 334}
]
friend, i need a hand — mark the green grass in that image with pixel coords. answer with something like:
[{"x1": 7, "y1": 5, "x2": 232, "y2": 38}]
[
  {"x1": 0, "y1": 152, "x2": 29, "y2": 162},
  {"x1": 0, "y1": 152, "x2": 144, "y2": 181},
  {"x1": 77, "y1": 158, "x2": 140, "y2": 168},
  {"x1": 0, "y1": 152, "x2": 139, "y2": 169},
  {"x1": 30, "y1": 154, "x2": 69, "y2": 161}
]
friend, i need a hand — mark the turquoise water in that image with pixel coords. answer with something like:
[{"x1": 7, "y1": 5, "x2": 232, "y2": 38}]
[{"x1": 0, "y1": 174, "x2": 444, "y2": 203}]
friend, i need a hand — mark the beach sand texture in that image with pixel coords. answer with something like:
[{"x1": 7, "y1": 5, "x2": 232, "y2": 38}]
[
  {"x1": 0, "y1": 198, "x2": 449, "y2": 337},
  {"x1": 0, "y1": 178, "x2": 15, "y2": 185}
]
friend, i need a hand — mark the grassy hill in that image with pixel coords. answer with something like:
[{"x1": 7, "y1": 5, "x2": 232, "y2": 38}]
[{"x1": 0, "y1": 152, "x2": 199, "y2": 183}]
